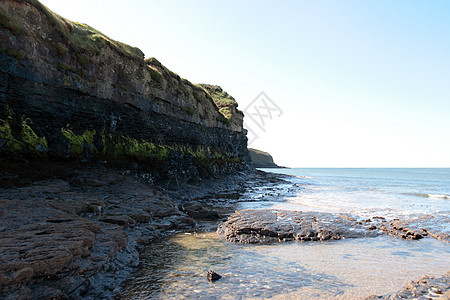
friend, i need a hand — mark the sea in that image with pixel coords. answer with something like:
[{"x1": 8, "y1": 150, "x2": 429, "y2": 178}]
[{"x1": 122, "y1": 168, "x2": 450, "y2": 299}]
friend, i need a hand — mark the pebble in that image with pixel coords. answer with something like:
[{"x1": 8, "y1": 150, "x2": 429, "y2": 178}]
[{"x1": 207, "y1": 270, "x2": 222, "y2": 282}]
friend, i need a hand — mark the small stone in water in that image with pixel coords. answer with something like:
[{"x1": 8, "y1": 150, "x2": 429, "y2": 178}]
[{"x1": 207, "y1": 270, "x2": 222, "y2": 282}]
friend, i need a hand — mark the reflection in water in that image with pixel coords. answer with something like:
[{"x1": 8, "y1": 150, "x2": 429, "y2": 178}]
[{"x1": 122, "y1": 232, "x2": 450, "y2": 299}]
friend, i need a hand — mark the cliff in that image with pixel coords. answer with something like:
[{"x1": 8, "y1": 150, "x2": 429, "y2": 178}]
[
  {"x1": 248, "y1": 148, "x2": 281, "y2": 168},
  {"x1": 0, "y1": 0, "x2": 251, "y2": 181}
]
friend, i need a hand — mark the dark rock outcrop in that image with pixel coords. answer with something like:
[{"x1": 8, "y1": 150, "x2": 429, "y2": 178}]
[
  {"x1": 217, "y1": 209, "x2": 449, "y2": 244},
  {"x1": 217, "y1": 209, "x2": 379, "y2": 244},
  {"x1": 0, "y1": 0, "x2": 251, "y2": 182},
  {"x1": 207, "y1": 270, "x2": 222, "y2": 282},
  {"x1": 361, "y1": 215, "x2": 449, "y2": 243},
  {"x1": 248, "y1": 148, "x2": 281, "y2": 168},
  {"x1": 379, "y1": 220, "x2": 425, "y2": 240},
  {"x1": 182, "y1": 203, "x2": 220, "y2": 220},
  {"x1": 0, "y1": 164, "x2": 195, "y2": 299}
]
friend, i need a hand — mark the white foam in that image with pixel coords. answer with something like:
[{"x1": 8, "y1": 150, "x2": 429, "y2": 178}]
[{"x1": 427, "y1": 194, "x2": 449, "y2": 199}]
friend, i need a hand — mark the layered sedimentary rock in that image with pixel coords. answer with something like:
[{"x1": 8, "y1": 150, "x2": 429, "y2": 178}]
[
  {"x1": 217, "y1": 209, "x2": 379, "y2": 244},
  {"x1": 0, "y1": 0, "x2": 250, "y2": 180},
  {"x1": 0, "y1": 165, "x2": 194, "y2": 299},
  {"x1": 218, "y1": 209, "x2": 449, "y2": 244}
]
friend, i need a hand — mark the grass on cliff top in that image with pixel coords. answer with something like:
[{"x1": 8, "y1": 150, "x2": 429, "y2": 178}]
[
  {"x1": 5, "y1": 1, "x2": 240, "y2": 121},
  {"x1": 145, "y1": 58, "x2": 234, "y2": 120},
  {"x1": 0, "y1": 6, "x2": 23, "y2": 35},
  {"x1": 25, "y1": 0, "x2": 144, "y2": 61},
  {"x1": 198, "y1": 84, "x2": 238, "y2": 119},
  {"x1": 248, "y1": 148, "x2": 276, "y2": 166},
  {"x1": 68, "y1": 22, "x2": 144, "y2": 60}
]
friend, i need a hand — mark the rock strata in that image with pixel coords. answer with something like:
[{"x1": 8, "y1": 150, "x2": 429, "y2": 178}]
[
  {"x1": 358, "y1": 215, "x2": 449, "y2": 243},
  {"x1": 217, "y1": 209, "x2": 379, "y2": 244},
  {"x1": 181, "y1": 203, "x2": 220, "y2": 220},
  {"x1": 379, "y1": 220, "x2": 425, "y2": 240},
  {"x1": 0, "y1": 163, "x2": 194, "y2": 299},
  {"x1": 0, "y1": 0, "x2": 251, "y2": 182}
]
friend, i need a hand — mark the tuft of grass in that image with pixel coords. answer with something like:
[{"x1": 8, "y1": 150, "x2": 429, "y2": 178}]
[
  {"x1": 182, "y1": 106, "x2": 195, "y2": 116},
  {"x1": 55, "y1": 43, "x2": 68, "y2": 56},
  {"x1": 149, "y1": 67, "x2": 162, "y2": 83},
  {"x1": 25, "y1": 0, "x2": 144, "y2": 61},
  {"x1": 198, "y1": 84, "x2": 237, "y2": 119},
  {"x1": 0, "y1": 7, "x2": 23, "y2": 35},
  {"x1": 58, "y1": 62, "x2": 71, "y2": 70},
  {"x1": 188, "y1": 146, "x2": 212, "y2": 161},
  {"x1": 7, "y1": 49, "x2": 25, "y2": 59},
  {"x1": 145, "y1": 57, "x2": 162, "y2": 67},
  {"x1": 193, "y1": 91, "x2": 202, "y2": 102},
  {"x1": 76, "y1": 53, "x2": 89, "y2": 67},
  {"x1": 219, "y1": 107, "x2": 232, "y2": 119}
]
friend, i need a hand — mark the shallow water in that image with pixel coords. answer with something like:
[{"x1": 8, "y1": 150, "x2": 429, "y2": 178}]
[
  {"x1": 122, "y1": 232, "x2": 449, "y2": 299},
  {"x1": 122, "y1": 168, "x2": 450, "y2": 299}
]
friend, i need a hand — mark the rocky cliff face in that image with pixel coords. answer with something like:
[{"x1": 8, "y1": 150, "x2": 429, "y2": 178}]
[
  {"x1": 0, "y1": 0, "x2": 250, "y2": 181},
  {"x1": 248, "y1": 148, "x2": 280, "y2": 168}
]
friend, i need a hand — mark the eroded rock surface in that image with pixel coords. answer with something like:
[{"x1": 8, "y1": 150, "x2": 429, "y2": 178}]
[
  {"x1": 357, "y1": 215, "x2": 449, "y2": 243},
  {"x1": 218, "y1": 208, "x2": 450, "y2": 244},
  {"x1": 366, "y1": 271, "x2": 450, "y2": 299},
  {"x1": 217, "y1": 209, "x2": 379, "y2": 244},
  {"x1": 0, "y1": 0, "x2": 251, "y2": 183},
  {"x1": 0, "y1": 164, "x2": 194, "y2": 299},
  {"x1": 379, "y1": 220, "x2": 426, "y2": 240}
]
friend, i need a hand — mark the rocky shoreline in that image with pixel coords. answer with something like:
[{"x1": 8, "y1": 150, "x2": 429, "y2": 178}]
[
  {"x1": 1, "y1": 161, "x2": 448, "y2": 299},
  {"x1": 0, "y1": 161, "x2": 192, "y2": 299},
  {"x1": 366, "y1": 272, "x2": 450, "y2": 299},
  {"x1": 0, "y1": 159, "x2": 288, "y2": 299},
  {"x1": 216, "y1": 209, "x2": 449, "y2": 244},
  {"x1": 214, "y1": 208, "x2": 449, "y2": 299},
  {"x1": 217, "y1": 209, "x2": 379, "y2": 244}
]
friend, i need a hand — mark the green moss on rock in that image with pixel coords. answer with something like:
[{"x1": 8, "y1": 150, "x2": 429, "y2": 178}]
[
  {"x1": 0, "y1": 112, "x2": 47, "y2": 153},
  {"x1": 61, "y1": 126, "x2": 97, "y2": 154},
  {"x1": 101, "y1": 132, "x2": 169, "y2": 161},
  {"x1": 21, "y1": 119, "x2": 48, "y2": 151}
]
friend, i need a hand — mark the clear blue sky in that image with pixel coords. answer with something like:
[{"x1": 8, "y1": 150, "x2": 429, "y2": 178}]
[{"x1": 40, "y1": 0, "x2": 450, "y2": 167}]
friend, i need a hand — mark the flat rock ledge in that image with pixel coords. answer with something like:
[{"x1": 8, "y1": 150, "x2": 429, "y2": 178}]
[
  {"x1": 217, "y1": 209, "x2": 379, "y2": 244},
  {"x1": 366, "y1": 271, "x2": 450, "y2": 299},
  {"x1": 0, "y1": 165, "x2": 195, "y2": 299}
]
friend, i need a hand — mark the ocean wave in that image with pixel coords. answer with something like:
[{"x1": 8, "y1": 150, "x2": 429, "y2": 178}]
[
  {"x1": 404, "y1": 193, "x2": 449, "y2": 200},
  {"x1": 428, "y1": 194, "x2": 450, "y2": 199},
  {"x1": 274, "y1": 198, "x2": 341, "y2": 213}
]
